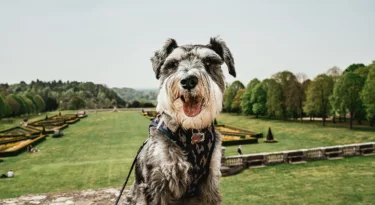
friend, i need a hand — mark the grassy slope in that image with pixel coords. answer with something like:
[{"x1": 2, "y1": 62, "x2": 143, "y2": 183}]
[
  {"x1": 217, "y1": 113, "x2": 375, "y2": 156},
  {"x1": 0, "y1": 111, "x2": 374, "y2": 205}
]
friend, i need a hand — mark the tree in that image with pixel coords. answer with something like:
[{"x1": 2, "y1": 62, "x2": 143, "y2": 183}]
[
  {"x1": 130, "y1": 100, "x2": 141, "y2": 108},
  {"x1": 231, "y1": 89, "x2": 245, "y2": 114},
  {"x1": 304, "y1": 74, "x2": 334, "y2": 126},
  {"x1": 353, "y1": 65, "x2": 370, "y2": 124},
  {"x1": 240, "y1": 78, "x2": 260, "y2": 115},
  {"x1": 304, "y1": 91, "x2": 318, "y2": 121},
  {"x1": 361, "y1": 62, "x2": 375, "y2": 126},
  {"x1": 33, "y1": 95, "x2": 46, "y2": 112},
  {"x1": 4, "y1": 100, "x2": 12, "y2": 117},
  {"x1": 265, "y1": 78, "x2": 282, "y2": 118},
  {"x1": 6, "y1": 95, "x2": 20, "y2": 116},
  {"x1": 326, "y1": 67, "x2": 342, "y2": 123},
  {"x1": 223, "y1": 80, "x2": 244, "y2": 112},
  {"x1": 20, "y1": 95, "x2": 35, "y2": 114},
  {"x1": 355, "y1": 66, "x2": 370, "y2": 79},
  {"x1": 326, "y1": 66, "x2": 342, "y2": 83},
  {"x1": 302, "y1": 79, "x2": 311, "y2": 120},
  {"x1": 0, "y1": 93, "x2": 8, "y2": 118},
  {"x1": 9, "y1": 94, "x2": 27, "y2": 115},
  {"x1": 272, "y1": 71, "x2": 297, "y2": 120},
  {"x1": 103, "y1": 98, "x2": 112, "y2": 108},
  {"x1": 333, "y1": 72, "x2": 365, "y2": 129},
  {"x1": 45, "y1": 96, "x2": 59, "y2": 111},
  {"x1": 287, "y1": 78, "x2": 304, "y2": 120},
  {"x1": 251, "y1": 82, "x2": 267, "y2": 118},
  {"x1": 142, "y1": 102, "x2": 155, "y2": 108},
  {"x1": 343, "y1": 63, "x2": 365, "y2": 74},
  {"x1": 68, "y1": 96, "x2": 86, "y2": 110}
]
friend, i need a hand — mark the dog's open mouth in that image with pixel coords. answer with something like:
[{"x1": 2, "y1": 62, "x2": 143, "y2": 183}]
[{"x1": 180, "y1": 95, "x2": 203, "y2": 117}]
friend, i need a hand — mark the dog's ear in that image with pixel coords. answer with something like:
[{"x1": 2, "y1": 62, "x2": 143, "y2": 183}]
[
  {"x1": 151, "y1": 38, "x2": 178, "y2": 79},
  {"x1": 207, "y1": 37, "x2": 236, "y2": 77}
]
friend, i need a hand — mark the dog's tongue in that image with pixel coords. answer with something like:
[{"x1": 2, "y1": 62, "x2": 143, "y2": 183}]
[{"x1": 183, "y1": 99, "x2": 201, "y2": 117}]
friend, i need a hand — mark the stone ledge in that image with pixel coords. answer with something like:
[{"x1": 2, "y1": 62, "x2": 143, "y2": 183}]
[{"x1": 0, "y1": 187, "x2": 130, "y2": 205}]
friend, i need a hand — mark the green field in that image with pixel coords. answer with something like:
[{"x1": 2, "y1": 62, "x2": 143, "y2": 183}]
[
  {"x1": 221, "y1": 157, "x2": 375, "y2": 205},
  {"x1": 0, "y1": 111, "x2": 374, "y2": 205},
  {"x1": 218, "y1": 113, "x2": 375, "y2": 156}
]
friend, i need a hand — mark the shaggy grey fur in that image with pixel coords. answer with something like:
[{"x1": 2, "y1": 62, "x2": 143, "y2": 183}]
[{"x1": 124, "y1": 37, "x2": 235, "y2": 205}]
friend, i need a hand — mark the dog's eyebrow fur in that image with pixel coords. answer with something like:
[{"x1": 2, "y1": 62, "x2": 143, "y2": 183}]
[
  {"x1": 167, "y1": 46, "x2": 222, "y2": 64},
  {"x1": 163, "y1": 58, "x2": 179, "y2": 68},
  {"x1": 201, "y1": 55, "x2": 223, "y2": 64}
]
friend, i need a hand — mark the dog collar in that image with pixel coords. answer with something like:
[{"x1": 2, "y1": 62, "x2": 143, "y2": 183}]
[{"x1": 150, "y1": 115, "x2": 214, "y2": 145}]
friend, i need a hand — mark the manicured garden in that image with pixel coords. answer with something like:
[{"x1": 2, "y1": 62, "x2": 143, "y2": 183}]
[
  {"x1": 0, "y1": 111, "x2": 374, "y2": 205},
  {"x1": 0, "y1": 112, "x2": 60, "y2": 131},
  {"x1": 0, "y1": 111, "x2": 85, "y2": 157},
  {"x1": 218, "y1": 113, "x2": 375, "y2": 156}
]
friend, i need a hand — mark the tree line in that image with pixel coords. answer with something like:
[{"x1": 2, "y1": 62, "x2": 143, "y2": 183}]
[
  {"x1": 0, "y1": 80, "x2": 154, "y2": 118},
  {"x1": 0, "y1": 92, "x2": 45, "y2": 118},
  {"x1": 223, "y1": 61, "x2": 375, "y2": 129}
]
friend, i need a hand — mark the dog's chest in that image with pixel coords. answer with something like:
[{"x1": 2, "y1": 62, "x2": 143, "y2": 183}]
[
  {"x1": 150, "y1": 118, "x2": 217, "y2": 197},
  {"x1": 174, "y1": 128, "x2": 215, "y2": 197}
]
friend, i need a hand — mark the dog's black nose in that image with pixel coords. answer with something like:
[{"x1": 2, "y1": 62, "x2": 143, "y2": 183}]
[{"x1": 181, "y1": 75, "x2": 198, "y2": 90}]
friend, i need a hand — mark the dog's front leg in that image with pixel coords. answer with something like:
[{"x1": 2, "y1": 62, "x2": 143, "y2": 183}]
[{"x1": 146, "y1": 133, "x2": 191, "y2": 205}]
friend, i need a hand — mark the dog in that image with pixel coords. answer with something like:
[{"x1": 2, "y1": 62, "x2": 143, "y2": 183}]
[{"x1": 124, "y1": 37, "x2": 236, "y2": 205}]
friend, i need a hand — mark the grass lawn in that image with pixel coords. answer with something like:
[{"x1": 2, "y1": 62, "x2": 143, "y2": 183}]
[
  {"x1": 218, "y1": 113, "x2": 375, "y2": 156},
  {"x1": 221, "y1": 156, "x2": 375, "y2": 205},
  {"x1": 0, "y1": 111, "x2": 374, "y2": 205},
  {"x1": 0, "y1": 111, "x2": 149, "y2": 199}
]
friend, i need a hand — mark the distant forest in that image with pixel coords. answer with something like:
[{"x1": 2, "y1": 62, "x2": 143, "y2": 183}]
[
  {"x1": 223, "y1": 61, "x2": 375, "y2": 129},
  {"x1": 0, "y1": 80, "x2": 156, "y2": 118},
  {"x1": 112, "y1": 87, "x2": 158, "y2": 105}
]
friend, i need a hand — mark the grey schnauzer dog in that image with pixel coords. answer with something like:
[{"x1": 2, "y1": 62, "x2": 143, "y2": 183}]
[{"x1": 124, "y1": 37, "x2": 236, "y2": 205}]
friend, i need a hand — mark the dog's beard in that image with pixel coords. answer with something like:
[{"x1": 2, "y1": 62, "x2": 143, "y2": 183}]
[{"x1": 157, "y1": 73, "x2": 223, "y2": 130}]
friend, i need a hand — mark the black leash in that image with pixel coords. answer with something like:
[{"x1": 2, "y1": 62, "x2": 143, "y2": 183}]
[{"x1": 114, "y1": 139, "x2": 148, "y2": 205}]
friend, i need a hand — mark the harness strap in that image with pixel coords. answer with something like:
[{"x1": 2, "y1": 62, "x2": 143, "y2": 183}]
[
  {"x1": 206, "y1": 124, "x2": 216, "y2": 171},
  {"x1": 150, "y1": 121, "x2": 177, "y2": 141}
]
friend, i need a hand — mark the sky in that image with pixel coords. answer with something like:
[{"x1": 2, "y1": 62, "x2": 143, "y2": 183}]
[{"x1": 0, "y1": 0, "x2": 374, "y2": 89}]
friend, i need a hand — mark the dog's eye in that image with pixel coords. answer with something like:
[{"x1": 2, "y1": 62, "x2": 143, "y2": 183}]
[{"x1": 164, "y1": 60, "x2": 179, "y2": 69}]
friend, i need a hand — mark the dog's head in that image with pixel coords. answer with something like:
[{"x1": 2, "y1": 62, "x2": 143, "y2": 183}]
[{"x1": 152, "y1": 37, "x2": 236, "y2": 129}]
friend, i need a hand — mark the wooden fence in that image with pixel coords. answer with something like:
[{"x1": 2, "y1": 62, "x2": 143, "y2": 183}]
[{"x1": 224, "y1": 142, "x2": 375, "y2": 168}]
